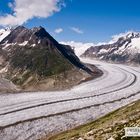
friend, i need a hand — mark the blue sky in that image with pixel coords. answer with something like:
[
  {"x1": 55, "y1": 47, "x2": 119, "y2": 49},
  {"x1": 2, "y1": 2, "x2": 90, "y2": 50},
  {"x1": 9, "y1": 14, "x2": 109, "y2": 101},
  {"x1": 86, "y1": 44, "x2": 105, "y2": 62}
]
[{"x1": 0, "y1": 0, "x2": 140, "y2": 43}]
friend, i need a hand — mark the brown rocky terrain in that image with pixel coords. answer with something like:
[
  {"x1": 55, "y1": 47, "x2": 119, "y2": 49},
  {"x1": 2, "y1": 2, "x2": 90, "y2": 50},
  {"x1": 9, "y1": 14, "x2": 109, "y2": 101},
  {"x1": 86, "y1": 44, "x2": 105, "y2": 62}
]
[{"x1": 0, "y1": 26, "x2": 102, "y2": 93}]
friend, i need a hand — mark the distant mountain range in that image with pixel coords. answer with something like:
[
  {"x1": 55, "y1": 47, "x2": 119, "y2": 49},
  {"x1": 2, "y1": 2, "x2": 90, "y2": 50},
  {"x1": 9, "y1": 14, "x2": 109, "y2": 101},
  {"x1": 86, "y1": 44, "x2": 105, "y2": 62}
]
[
  {"x1": 0, "y1": 26, "x2": 95, "y2": 92},
  {"x1": 82, "y1": 32, "x2": 140, "y2": 64}
]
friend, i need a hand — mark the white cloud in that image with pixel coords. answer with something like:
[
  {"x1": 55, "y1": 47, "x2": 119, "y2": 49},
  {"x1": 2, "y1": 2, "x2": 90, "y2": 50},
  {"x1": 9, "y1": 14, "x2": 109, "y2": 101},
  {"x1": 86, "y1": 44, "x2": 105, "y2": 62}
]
[
  {"x1": 54, "y1": 28, "x2": 63, "y2": 34},
  {"x1": 0, "y1": 0, "x2": 65, "y2": 27},
  {"x1": 60, "y1": 41, "x2": 95, "y2": 56},
  {"x1": 70, "y1": 27, "x2": 84, "y2": 34},
  {"x1": 60, "y1": 41, "x2": 108, "y2": 57}
]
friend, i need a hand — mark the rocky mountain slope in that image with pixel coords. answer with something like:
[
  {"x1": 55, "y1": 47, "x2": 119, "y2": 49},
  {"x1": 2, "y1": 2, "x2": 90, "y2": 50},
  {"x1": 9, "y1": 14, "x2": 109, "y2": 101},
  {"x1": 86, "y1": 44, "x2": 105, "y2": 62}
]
[
  {"x1": 0, "y1": 26, "x2": 99, "y2": 92},
  {"x1": 82, "y1": 32, "x2": 140, "y2": 64}
]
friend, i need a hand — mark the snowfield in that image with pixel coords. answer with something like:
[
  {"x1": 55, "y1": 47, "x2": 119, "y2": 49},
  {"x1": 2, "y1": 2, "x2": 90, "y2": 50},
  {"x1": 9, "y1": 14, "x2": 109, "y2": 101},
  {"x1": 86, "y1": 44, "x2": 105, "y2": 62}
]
[
  {"x1": 0, "y1": 28, "x2": 11, "y2": 42},
  {"x1": 0, "y1": 58, "x2": 140, "y2": 140}
]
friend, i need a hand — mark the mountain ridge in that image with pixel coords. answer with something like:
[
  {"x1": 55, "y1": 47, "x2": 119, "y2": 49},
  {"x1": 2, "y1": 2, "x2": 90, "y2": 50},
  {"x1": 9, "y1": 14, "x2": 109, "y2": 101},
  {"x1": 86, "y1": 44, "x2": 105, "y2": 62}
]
[
  {"x1": 0, "y1": 26, "x2": 100, "y2": 92},
  {"x1": 82, "y1": 31, "x2": 140, "y2": 64}
]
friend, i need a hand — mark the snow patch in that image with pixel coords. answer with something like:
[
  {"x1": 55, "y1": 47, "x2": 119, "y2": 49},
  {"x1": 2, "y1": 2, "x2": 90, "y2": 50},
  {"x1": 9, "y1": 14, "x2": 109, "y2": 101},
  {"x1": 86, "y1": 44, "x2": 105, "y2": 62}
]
[
  {"x1": 19, "y1": 41, "x2": 28, "y2": 46},
  {"x1": 114, "y1": 41, "x2": 129, "y2": 54},
  {"x1": 98, "y1": 49, "x2": 108, "y2": 54},
  {"x1": 130, "y1": 38, "x2": 140, "y2": 50},
  {"x1": 38, "y1": 40, "x2": 41, "y2": 44},
  {"x1": 0, "y1": 28, "x2": 11, "y2": 42},
  {"x1": 31, "y1": 44, "x2": 36, "y2": 47},
  {"x1": 0, "y1": 67, "x2": 8, "y2": 73},
  {"x1": 2, "y1": 44, "x2": 11, "y2": 50}
]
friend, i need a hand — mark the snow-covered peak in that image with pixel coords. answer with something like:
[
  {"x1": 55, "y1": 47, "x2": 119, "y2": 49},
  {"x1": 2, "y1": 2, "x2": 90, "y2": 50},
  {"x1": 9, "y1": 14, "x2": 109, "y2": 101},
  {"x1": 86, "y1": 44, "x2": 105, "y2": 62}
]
[
  {"x1": 109, "y1": 31, "x2": 140, "y2": 44},
  {"x1": 83, "y1": 31, "x2": 140, "y2": 64},
  {"x1": 0, "y1": 28, "x2": 11, "y2": 42},
  {"x1": 125, "y1": 32, "x2": 140, "y2": 39}
]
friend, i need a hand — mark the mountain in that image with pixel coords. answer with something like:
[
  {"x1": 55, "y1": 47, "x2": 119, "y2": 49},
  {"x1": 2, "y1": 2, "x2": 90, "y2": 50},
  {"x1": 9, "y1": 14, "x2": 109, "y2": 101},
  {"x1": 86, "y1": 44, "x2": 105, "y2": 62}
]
[
  {"x1": 82, "y1": 32, "x2": 140, "y2": 64},
  {"x1": 0, "y1": 26, "x2": 97, "y2": 92},
  {"x1": 0, "y1": 28, "x2": 11, "y2": 42}
]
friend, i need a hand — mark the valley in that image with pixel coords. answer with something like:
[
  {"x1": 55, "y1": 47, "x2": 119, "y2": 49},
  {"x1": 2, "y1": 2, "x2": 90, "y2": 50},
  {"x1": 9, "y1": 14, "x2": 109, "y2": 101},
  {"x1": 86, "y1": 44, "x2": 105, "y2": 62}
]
[
  {"x1": 0, "y1": 58, "x2": 140, "y2": 140},
  {"x1": 0, "y1": 1, "x2": 140, "y2": 140}
]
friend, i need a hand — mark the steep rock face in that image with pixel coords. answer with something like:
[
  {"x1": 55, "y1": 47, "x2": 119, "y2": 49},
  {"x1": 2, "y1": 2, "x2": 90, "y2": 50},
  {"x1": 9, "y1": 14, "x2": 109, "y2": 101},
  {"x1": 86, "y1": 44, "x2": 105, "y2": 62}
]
[
  {"x1": 0, "y1": 26, "x2": 93, "y2": 89},
  {"x1": 82, "y1": 32, "x2": 140, "y2": 64}
]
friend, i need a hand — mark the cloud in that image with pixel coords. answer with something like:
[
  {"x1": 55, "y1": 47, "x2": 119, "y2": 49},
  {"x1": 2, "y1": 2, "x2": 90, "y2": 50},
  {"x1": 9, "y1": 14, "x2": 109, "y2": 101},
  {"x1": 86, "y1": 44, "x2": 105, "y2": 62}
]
[
  {"x1": 60, "y1": 41, "x2": 107, "y2": 56},
  {"x1": 0, "y1": 0, "x2": 65, "y2": 27},
  {"x1": 60, "y1": 41, "x2": 95, "y2": 56},
  {"x1": 70, "y1": 27, "x2": 84, "y2": 34},
  {"x1": 54, "y1": 28, "x2": 63, "y2": 34}
]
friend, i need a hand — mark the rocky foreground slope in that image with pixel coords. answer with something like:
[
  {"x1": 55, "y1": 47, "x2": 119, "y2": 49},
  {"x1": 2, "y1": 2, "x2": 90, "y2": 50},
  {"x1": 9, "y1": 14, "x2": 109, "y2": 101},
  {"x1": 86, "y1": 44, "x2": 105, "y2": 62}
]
[
  {"x1": 0, "y1": 26, "x2": 101, "y2": 92},
  {"x1": 82, "y1": 32, "x2": 140, "y2": 64},
  {"x1": 47, "y1": 100, "x2": 140, "y2": 140}
]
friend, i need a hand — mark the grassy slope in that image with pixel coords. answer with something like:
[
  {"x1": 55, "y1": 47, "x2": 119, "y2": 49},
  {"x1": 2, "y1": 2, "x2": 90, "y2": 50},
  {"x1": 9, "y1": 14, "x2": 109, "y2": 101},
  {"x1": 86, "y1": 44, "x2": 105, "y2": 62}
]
[{"x1": 46, "y1": 100, "x2": 140, "y2": 140}]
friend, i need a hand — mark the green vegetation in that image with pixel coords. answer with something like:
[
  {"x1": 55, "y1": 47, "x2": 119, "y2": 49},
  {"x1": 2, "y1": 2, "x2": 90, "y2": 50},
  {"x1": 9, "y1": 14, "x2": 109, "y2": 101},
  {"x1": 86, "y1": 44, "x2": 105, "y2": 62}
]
[{"x1": 11, "y1": 70, "x2": 31, "y2": 85}]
